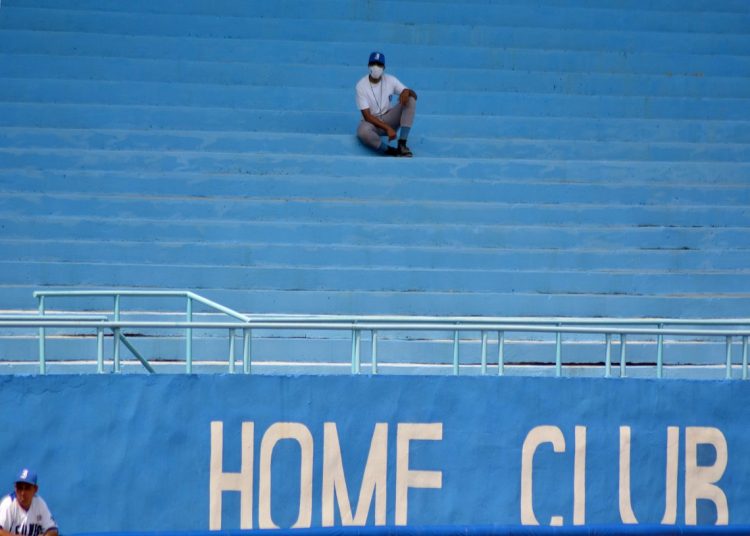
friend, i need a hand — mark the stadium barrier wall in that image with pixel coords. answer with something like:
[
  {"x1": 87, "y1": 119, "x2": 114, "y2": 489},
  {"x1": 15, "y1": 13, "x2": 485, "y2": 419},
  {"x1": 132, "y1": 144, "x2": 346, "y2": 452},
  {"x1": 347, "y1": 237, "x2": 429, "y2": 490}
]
[{"x1": 1, "y1": 375, "x2": 748, "y2": 533}]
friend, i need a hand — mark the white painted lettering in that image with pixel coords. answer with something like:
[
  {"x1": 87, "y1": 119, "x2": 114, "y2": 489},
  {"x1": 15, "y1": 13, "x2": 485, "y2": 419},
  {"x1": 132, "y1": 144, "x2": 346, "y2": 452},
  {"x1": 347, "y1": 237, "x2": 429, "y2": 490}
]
[
  {"x1": 685, "y1": 427, "x2": 728, "y2": 525},
  {"x1": 258, "y1": 422, "x2": 314, "y2": 529},
  {"x1": 618, "y1": 426, "x2": 638, "y2": 524},
  {"x1": 573, "y1": 426, "x2": 586, "y2": 525},
  {"x1": 395, "y1": 423, "x2": 443, "y2": 526},
  {"x1": 661, "y1": 426, "x2": 679, "y2": 525},
  {"x1": 520, "y1": 425, "x2": 565, "y2": 526},
  {"x1": 209, "y1": 421, "x2": 254, "y2": 530},
  {"x1": 322, "y1": 422, "x2": 388, "y2": 526}
]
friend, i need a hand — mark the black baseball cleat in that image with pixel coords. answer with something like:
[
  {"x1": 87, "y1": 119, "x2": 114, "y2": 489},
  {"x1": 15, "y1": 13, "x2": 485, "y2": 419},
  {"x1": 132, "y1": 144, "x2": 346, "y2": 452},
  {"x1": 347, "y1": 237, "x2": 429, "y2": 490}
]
[
  {"x1": 383, "y1": 145, "x2": 399, "y2": 156},
  {"x1": 397, "y1": 140, "x2": 413, "y2": 157}
]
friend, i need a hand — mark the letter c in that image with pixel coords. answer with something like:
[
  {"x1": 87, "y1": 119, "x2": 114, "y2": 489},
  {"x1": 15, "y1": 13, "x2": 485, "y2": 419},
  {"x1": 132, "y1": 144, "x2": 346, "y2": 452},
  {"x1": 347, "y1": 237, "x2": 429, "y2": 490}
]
[{"x1": 521, "y1": 425, "x2": 566, "y2": 526}]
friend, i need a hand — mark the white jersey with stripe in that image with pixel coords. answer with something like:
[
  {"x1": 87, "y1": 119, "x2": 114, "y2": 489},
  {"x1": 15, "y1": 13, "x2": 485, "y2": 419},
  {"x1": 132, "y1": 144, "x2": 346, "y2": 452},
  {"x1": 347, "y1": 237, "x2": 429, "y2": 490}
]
[{"x1": 0, "y1": 494, "x2": 57, "y2": 536}]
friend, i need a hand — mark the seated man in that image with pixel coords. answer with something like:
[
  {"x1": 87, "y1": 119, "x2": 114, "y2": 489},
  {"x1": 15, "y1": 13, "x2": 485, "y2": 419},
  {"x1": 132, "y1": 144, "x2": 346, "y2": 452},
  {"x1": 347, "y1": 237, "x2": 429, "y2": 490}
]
[{"x1": 355, "y1": 51, "x2": 417, "y2": 157}]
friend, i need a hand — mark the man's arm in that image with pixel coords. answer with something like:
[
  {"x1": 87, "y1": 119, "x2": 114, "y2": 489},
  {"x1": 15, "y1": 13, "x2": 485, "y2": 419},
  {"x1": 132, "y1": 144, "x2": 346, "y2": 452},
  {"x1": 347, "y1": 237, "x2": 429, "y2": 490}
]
[
  {"x1": 360, "y1": 108, "x2": 397, "y2": 141},
  {"x1": 0, "y1": 498, "x2": 12, "y2": 536},
  {"x1": 399, "y1": 88, "x2": 417, "y2": 105},
  {"x1": 37, "y1": 498, "x2": 57, "y2": 536},
  {"x1": 0, "y1": 526, "x2": 56, "y2": 536}
]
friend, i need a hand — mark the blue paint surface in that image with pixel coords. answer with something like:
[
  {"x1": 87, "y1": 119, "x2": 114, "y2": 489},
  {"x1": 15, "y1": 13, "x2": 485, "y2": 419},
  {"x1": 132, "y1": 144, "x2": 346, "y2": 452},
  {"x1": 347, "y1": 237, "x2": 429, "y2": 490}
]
[
  {"x1": 0, "y1": 375, "x2": 748, "y2": 532},
  {"x1": 0, "y1": 0, "x2": 749, "y2": 319}
]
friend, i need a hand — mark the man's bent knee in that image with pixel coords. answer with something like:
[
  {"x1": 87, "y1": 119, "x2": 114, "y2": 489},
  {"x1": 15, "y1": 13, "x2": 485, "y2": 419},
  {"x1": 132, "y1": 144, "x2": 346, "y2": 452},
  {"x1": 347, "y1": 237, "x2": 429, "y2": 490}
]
[{"x1": 357, "y1": 122, "x2": 382, "y2": 150}]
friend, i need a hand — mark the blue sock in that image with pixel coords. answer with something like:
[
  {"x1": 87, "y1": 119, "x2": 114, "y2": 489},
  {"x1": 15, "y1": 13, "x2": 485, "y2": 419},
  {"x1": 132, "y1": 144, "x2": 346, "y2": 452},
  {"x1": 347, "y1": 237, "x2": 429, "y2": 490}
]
[
  {"x1": 378, "y1": 142, "x2": 390, "y2": 153},
  {"x1": 399, "y1": 127, "x2": 411, "y2": 141}
]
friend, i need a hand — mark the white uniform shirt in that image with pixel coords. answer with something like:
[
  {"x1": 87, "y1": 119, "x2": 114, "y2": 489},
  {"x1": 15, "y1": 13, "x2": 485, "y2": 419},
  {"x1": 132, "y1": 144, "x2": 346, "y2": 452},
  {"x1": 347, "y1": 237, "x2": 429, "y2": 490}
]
[
  {"x1": 355, "y1": 73, "x2": 407, "y2": 117},
  {"x1": 0, "y1": 494, "x2": 57, "y2": 536}
]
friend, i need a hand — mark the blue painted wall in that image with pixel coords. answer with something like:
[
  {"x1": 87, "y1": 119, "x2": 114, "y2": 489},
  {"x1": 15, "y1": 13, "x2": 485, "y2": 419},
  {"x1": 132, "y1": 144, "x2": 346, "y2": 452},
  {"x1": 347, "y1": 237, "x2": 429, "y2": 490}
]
[{"x1": 1, "y1": 375, "x2": 748, "y2": 532}]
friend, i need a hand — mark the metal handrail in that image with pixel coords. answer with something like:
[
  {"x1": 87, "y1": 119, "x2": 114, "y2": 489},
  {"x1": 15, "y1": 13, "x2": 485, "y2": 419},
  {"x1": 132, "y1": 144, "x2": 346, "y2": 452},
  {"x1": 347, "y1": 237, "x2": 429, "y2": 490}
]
[
  {"x1": 32, "y1": 290, "x2": 250, "y2": 321},
  {"x1": 32, "y1": 291, "x2": 750, "y2": 327},
  {"x1": 32, "y1": 290, "x2": 250, "y2": 373},
  {"x1": 2, "y1": 318, "x2": 749, "y2": 380},
  {"x1": 16, "y1": 290, "x2": 750, "y2": 379},
  {"x1": 5, "y1": 320, "x2": 750, "y2": 334},
  {"x1": 198, "y1": 314, "x2": 750, "y2": 378},
  {"x1": 0, "y1": 314, "x2": 108, "y2": 321},
  {"x1": 231, "y1": 314, "x2": 750, "y2": 326}
]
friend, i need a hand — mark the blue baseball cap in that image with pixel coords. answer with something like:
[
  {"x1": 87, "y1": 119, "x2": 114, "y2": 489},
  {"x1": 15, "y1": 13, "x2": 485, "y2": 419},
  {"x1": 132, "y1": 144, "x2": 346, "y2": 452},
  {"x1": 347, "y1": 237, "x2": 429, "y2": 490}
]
[
  {"x1": 15, "y1": 468, "x2": 37, "y2": 486},
  {"x1": 368, "y1": 51, "x2": 385, "y2": 65}
]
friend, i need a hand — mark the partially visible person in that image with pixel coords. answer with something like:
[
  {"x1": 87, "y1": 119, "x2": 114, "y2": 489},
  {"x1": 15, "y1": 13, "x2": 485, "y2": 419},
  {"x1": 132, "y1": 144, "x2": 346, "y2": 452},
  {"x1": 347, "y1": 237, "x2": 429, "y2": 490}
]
[
  {"x1": 0, "y1": 469, "x2": 58, "y2": 536},
  {"x1": 355, "y1": 51, "x2": 417, "y2": 157}
]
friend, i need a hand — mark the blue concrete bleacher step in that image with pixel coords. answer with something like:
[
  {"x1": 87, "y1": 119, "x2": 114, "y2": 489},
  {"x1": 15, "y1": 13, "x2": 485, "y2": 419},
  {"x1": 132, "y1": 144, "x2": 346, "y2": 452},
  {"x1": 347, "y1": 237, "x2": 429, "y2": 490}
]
[
  {"x1": 3, "y1": 30, "x2": 750, "y2": 77},
  {"x1": 3, "y1": 215, "x2": 749, "y2": 251},
  {"x1": 2, "y1": 5, "x2": 749, "y2": 55},
  {"x1": 3, "y1": 102, "x2": 750, "y2": 145},
  {"x1": 0, "y1": 0, "x2": 748, "y2": 326},
  {"x1": 1, "y1": 129, "x2": 748, "y2": 161},
  {"x1": 3, "y1": 238, "x2": 748, "y2": 272},
  {"x1": 2, "y1": 168, "x2": 748, "y2": 205},
  {"x1": 3, "y1": 54, "x2": 749, "y2": 99}
]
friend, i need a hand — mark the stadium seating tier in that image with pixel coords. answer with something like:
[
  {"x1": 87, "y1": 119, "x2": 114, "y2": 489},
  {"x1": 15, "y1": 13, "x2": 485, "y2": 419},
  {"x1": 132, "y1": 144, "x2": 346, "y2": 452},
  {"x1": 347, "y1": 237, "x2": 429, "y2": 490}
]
[{"x1": 0, "y1": 0, "x2": 748, "y2": 317}]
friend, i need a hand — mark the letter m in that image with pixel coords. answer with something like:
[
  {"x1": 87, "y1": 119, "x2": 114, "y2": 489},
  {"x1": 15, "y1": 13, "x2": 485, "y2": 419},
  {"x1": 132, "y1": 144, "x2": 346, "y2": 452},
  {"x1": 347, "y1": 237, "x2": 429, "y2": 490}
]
[{"x1": 322, "y1": 423, "x2": 388, "y2": 526}]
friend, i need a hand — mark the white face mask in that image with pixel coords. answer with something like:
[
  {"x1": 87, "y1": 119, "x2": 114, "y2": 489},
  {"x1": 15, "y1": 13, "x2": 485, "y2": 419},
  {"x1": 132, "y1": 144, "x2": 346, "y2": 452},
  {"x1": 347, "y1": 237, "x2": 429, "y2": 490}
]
[{"x1": 368, "y1": 65, "x2": 384, "y2": 80}]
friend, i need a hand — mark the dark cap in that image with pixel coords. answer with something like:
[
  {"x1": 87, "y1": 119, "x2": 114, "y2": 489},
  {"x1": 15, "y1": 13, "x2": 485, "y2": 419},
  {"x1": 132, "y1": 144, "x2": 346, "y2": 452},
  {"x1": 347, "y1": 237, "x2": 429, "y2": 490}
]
[
  {"x1": 368, "y1": 51, "x2": 385, "y2": 65},
  {"x1": 15, "y1": 468, "x2": 37, "y2": 486}
]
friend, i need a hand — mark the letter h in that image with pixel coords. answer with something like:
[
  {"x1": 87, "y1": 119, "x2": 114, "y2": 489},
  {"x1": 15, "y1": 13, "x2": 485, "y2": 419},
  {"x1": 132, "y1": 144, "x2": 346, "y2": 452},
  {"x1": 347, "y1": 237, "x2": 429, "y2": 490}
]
[{"x1": 209, "y1": 421, "x2": 254, "y2": 530}]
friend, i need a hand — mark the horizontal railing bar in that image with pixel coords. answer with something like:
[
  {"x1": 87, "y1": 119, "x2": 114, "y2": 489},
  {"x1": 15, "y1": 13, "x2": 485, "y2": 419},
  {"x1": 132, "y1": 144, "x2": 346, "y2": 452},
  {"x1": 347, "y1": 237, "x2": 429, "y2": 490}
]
[
  {"x1": 239, "y1": 315, "x2": 750, "y2": 326},
  {"x1": 0, "y1": 314, "x2": 108, "y2": 321},
  {"x1": 32, "y1": 290, "x2": 250, "y2": 322},
  {"x1": 3, "y1": 320, "x2": 750, "y2": 337},
  {"x1": 29, "y1": 293, "x2": 750, "y2": 328},
  {"x1": 33, "y1": 290, "x2": 193, "y2": 298}
]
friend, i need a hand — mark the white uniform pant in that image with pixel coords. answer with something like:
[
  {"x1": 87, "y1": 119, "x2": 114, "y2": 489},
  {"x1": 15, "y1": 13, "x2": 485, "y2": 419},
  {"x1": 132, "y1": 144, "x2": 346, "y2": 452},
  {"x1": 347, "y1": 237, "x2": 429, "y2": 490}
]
[{"x1": 357, "y1": 97, "x2": 417, "y2": 149}]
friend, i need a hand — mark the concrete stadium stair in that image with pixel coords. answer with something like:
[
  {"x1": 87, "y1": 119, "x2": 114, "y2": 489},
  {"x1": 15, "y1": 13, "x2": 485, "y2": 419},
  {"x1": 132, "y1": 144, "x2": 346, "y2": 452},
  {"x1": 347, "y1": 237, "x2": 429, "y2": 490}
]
[{"x1": 0, "y1": 0, "x2": 748, "y2": 348}]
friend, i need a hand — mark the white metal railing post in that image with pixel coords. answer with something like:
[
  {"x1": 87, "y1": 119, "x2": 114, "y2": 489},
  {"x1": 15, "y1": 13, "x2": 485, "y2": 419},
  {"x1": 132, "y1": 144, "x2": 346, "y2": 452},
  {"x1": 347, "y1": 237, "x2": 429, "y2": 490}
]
[
  {"x1": 37, "y1": 295, "x2": 46, "y2": 374},
  {"x1": 619, "y1": 334, "x2": 627, "y2": 378},
  {"x1": 350, "y1": 329, "x2": 354, "y2": 373},
  {"x1": 605, "y1": 333, "x2": 612, "y2": 378},
  {"x1": 725, "y1": 336, "x2": 733, "y2": 380},
  {"x1": 371, "y1": 330, "x2": 378, "y2": 375},
  {"x1": 113, "y1": 328, "x2": 121, "y2": 372},
  {"x1": 113, "y1": 295, "x2": 121, "y2": 371},
  {"x1": 96, "y1": 328, "x2": 104, "y2": 374},
  {"x1": 228, "y1": 329, "x2": 236, "y2": 373},
  {"x1": 481, "y1": 331, "x2": 488, "y2": 375},
  {"x1": 350, "y1": 329, "x2": 359, "y2": 374},
  {"x1": 242, "y1": 328, "x2": 252, "y2": 374},
  {"x1": 656, "y1": 324, "x2": 664, "y2": 379},
  {"x1": 555, "y1": 328, "x2": 562, "y2": 378},
  {"x1": 186, "y1": 297, "x2": 193, "y2": 373},
  {"x1": 743, "y1": 336, "x2": 748, "y2": 380},
  {"x1": 354, "y1": 330, "x2": 361, "y2": 374},
  {"x1": 96, "y1": 327, "x2": 104, "y2": 374},
  {"x1": 452, "y1": 330, "x2": 459, "y2": 375},
  {"x1": 497, "y1": 331, "x2": 505, "y2": 376}
]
